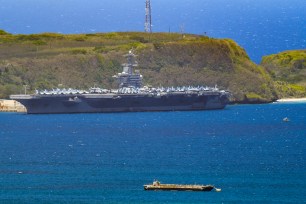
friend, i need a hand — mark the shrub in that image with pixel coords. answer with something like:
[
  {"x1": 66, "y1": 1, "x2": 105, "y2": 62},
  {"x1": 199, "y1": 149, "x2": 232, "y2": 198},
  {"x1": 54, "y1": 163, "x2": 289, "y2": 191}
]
[
  {"x1": 129, "y1": 35, "x2": 148, "y2": 43},
  {"x1": 0, "y1": 29, "x2": 11, "y2": 35},
  {"x1": 71, "y1": 49, "x2": 87, "y2": 55}
]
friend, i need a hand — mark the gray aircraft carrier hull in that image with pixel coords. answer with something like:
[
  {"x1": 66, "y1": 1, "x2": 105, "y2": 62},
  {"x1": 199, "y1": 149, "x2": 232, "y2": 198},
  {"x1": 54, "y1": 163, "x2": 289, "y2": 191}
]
[{"x1": 10, "y1": 92, "x2": 229, "y2": 114}]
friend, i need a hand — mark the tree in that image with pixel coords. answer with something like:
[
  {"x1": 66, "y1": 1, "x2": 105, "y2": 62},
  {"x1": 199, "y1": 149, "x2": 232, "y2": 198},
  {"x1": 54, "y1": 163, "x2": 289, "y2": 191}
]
[{"x1": 33, "y1": 40, "x2": 47, "y2": 54}]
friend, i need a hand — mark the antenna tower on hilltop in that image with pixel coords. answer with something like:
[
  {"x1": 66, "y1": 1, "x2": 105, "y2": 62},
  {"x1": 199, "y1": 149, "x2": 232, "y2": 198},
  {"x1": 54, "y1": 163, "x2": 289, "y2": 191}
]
[{"x1": 145, "y1": 0, "x2": 152, "y2": 33}]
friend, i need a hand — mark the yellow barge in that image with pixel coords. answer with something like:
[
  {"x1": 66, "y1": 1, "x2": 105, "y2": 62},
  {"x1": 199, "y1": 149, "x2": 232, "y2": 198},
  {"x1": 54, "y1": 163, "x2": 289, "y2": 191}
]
[{"x1": 144, "y1": 180, "x2": 215, "y2": 191}]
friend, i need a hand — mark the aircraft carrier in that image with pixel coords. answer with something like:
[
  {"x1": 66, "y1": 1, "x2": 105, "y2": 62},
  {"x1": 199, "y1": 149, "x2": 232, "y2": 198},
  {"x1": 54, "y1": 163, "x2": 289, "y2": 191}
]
[{"x1": 10, "y1": 50, "x2": 230, "y2": 114}]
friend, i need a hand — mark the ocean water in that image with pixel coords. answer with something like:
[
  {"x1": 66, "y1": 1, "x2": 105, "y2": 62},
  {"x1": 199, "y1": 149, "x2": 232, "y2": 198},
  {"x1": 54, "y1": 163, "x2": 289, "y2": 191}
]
[{"x1": 0, "y1": 103, "x2": 305, "y2": 203}]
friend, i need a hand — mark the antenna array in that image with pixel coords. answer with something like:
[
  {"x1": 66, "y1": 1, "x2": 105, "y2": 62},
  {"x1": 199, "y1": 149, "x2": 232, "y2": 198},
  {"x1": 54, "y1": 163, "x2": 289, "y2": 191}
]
[{"x1": 145, "y1": 0, "x2": 152, "y2": 33}]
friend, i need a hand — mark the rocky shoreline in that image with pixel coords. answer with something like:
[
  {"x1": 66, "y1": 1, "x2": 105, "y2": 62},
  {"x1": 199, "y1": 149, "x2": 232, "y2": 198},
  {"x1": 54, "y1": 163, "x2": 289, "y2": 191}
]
[{"x1": 0, "y1": 99, "x2": 26, "y2": 112}]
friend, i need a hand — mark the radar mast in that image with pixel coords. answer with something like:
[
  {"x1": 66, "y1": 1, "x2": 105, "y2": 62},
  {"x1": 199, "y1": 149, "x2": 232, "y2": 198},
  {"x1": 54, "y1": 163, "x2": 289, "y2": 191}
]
[{"x1": 145, "y1": 0, "x2": 152, "y2": 33}]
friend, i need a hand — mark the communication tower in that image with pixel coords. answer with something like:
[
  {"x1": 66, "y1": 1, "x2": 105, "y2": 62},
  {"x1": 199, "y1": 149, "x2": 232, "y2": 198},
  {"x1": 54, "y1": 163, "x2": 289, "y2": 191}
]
[{"x1": 145, "y1": 0, "x2": 152, "y2": 33}]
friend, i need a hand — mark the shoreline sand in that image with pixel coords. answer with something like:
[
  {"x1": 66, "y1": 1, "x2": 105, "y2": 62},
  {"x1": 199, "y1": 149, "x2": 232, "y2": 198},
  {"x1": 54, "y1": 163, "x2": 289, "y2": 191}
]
[{"x1": 276, "y1": 98, "x2": 306, "y2": 102}]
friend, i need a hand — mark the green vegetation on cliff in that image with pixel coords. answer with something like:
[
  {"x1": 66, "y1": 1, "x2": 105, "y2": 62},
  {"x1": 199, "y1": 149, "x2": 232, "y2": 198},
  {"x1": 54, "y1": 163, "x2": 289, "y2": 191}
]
[
  {"x1": 261, "y1": 50, "x2": 306, "y2": 98},
  {"x1": 0, "y1": 30, "x2": 286, "y2": 102},
  {"x1": 261, "y1": 50, "x2": 306, "y2": 84}
]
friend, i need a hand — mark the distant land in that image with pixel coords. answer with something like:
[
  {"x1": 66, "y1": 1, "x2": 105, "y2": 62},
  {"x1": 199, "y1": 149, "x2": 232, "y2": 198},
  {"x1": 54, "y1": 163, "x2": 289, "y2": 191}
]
[
  {"x1": 0, "y1": 0, "x2": 305, "y2": 63},
  {"x1": 0, "y1": 30, "x2": 305, "y2": 103}
]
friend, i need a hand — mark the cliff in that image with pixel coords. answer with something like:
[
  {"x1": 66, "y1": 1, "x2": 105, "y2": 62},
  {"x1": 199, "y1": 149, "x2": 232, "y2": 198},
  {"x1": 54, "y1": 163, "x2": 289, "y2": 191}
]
[
  {"x1": 261, "y1": 50, "x2": 306, "y2": 98},
  {"x1": 0, "y1": 30, "x2": 287, "y2": 103},
  {"x1": 0, "y1": 99, "x2": 26, "y2": 112}
]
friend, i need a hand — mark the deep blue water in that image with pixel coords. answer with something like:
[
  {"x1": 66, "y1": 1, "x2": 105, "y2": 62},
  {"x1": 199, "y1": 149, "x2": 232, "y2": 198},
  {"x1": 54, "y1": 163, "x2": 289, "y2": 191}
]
[
  {"x1": 0, "y1": 0, "x2": 305, "y2": 63},
  {"x1": 0, "y1": 103, "x2": 305, "y2": 203}
]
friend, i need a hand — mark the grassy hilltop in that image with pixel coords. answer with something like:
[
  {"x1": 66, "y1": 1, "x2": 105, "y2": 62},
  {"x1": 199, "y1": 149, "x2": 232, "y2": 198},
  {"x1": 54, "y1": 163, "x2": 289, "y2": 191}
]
[
  {"x1": 0, "y1": 30, "x2": 304, "y2": 102},
  {"x1": 261, "y1": 50, "x2": 306, "y2": 98}
]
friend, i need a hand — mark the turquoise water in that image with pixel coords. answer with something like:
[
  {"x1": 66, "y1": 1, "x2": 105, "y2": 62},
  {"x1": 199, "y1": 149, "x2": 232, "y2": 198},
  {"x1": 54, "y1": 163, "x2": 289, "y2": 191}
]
[{"x1": 0, "y1": 103, "x2": 305, "y2": 203}]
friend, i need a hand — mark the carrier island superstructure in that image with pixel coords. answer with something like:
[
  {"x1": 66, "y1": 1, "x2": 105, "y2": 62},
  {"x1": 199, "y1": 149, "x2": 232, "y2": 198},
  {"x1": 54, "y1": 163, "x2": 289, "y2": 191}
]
[{"x1": 10, "y1": 50, "x2": 230, "y2": 114}]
